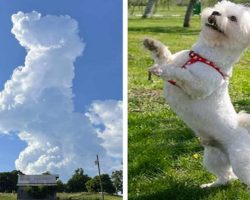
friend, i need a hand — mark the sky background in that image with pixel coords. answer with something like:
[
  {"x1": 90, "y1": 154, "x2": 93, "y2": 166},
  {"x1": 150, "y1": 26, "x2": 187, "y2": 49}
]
[{"x1": 0, "y1": 0, "x2": 122, "y2": 176}]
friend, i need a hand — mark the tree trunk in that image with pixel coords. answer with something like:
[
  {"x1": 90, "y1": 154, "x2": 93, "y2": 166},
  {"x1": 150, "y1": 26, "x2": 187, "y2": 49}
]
[
  {"x1": 183, "y1": 0, "x2": 197, "y2": 27},
  {"x1": 142, "y1": 0, "x2": 158, "y2": 18}
]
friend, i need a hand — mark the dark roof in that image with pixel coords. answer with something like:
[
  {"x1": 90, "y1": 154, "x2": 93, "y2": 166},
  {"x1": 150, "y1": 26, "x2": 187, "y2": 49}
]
[{"x1": 17, "y1": 175, "x2": 59, "y2": 186}]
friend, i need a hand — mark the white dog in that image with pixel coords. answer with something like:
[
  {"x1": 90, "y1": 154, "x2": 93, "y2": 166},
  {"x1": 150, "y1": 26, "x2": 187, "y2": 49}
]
[{"x1": 144, "y1": 0, "x2": 250, "y2": 188}]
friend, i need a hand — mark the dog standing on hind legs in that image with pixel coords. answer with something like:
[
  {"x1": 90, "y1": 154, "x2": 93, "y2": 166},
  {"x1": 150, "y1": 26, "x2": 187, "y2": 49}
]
[{"x1": 143, "y1": 0, "x2": 250, "y2": 188}]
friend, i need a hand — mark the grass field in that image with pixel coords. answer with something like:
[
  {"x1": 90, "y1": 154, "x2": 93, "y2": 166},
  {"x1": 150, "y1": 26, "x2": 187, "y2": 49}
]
[
  {"x1": 128, "y1": 9, "x2": 250, "y2": 200},
  {"x1": 57, "y1": 193, "x2": 122, "y2": 200},
  {"x1": 0, "y1": 193, "x2": 16, "y2": 200},
  {"x1": 0, "y1": 192, "x2": 122, "y2": 200}
]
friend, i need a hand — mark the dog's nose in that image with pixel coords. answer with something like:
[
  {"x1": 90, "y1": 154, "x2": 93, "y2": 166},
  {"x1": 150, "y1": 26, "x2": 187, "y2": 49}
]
[
  {"x1": 208, "y1": 15, "x2": 216, "y2": 24},
  {"x1": 211, "y1": 11, "x2": 221, "y2": 16},
  {"x1": 208, "y1": 11, "x2": 221, "y2": 24}
]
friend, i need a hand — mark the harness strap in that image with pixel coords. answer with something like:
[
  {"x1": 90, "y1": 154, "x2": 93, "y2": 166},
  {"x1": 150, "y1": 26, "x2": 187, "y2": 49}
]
[{"x1": 168, "y1": 51, "x2": 228, "y2": 86}]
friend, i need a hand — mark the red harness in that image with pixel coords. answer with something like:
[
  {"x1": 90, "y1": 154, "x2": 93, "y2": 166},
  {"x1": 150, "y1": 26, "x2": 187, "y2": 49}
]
[{"x1": 168, "y1": 51, "x2": 228, "y2": 86}]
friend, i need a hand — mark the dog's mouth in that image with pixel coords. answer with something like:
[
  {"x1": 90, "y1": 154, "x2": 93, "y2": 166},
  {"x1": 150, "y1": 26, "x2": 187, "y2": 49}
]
[
  {"x1": 205, "y1": 16, "x2": 224, "y2": 34},
  {"x1": 205, "y1": 22, "x2": 224, "y2": 34}
]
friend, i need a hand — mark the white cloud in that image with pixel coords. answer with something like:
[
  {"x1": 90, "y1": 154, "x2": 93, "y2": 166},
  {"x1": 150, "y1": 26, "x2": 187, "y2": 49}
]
[
  {"x1": 0, "y1": 11, "x2": 122, "y2": 179},
  {"x1": 86, "y1": 100, "x2": 123, "y2": 159}
]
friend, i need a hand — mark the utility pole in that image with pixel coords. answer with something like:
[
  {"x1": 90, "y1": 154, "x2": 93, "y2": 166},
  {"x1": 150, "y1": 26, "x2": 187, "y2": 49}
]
[{"x1": 95, "y1": 155, "x2": 104, "y2": 200}]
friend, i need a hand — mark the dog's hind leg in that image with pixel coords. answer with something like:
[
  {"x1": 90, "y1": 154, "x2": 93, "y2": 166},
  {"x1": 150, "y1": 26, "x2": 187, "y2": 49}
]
[
  {"x1": 238, "y1": 111, "x2": 250, "y2": 133},
  {"x1": 227, "y1": 131, "x2": 250, "y2": 187},
  {"x1": 201, "y1": 145, "x2": 237, "y2": 188}
]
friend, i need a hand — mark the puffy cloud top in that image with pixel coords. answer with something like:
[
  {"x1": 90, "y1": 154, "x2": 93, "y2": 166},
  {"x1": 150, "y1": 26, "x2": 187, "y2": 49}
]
[{"x1": 12, "y1": 11, "x2": 83, "y2": 55}]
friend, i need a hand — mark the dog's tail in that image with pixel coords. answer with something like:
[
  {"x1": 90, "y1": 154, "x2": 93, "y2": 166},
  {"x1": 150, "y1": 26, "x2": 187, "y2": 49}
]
[{"x1": 238, "y1": 111, "x2": 250, "y2": 133}]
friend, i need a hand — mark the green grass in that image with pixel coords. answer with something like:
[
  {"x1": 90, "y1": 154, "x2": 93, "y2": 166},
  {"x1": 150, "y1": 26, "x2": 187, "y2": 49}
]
[
  {"x1": 0, "y1": 193, "x2": 16, "y2": 200},
  {"x1": 0, "y1": 192, "x2": 122, "y2": 200},
  {"x1": 57, "y1": 193, "x2": 122, "y2": 200},
  {"x1": 128, "y1": 11, "x2": 250, "y2": 200}
]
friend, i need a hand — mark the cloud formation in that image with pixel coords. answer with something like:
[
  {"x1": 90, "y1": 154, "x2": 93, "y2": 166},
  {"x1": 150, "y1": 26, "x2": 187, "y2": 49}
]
[
  {"x1": 0, "y1": 11, "x2": 122, "y2": 179},
  {"x1": 86, "y1": 100, "x2": 123, "y2": 159}
]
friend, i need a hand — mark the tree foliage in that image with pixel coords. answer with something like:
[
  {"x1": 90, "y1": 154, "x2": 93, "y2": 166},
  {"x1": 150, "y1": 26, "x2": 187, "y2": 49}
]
[
  {"x1": 111, "y1": 170, "x2": 123, "y2": 194},
  {"x1": 56, "y1": 179, "x2": 66, "y2": 192},
  {"x1": 66, "y1": 168, "x2": 91, "y2": 192},
  {"x1": 86, "y1": 178, "x2": 99, "y2": 192},
  {"x1": 86, "y1": 174, "x2": 116, "y2": 194},
  {"x1": 0, "y1": 170, "x2": 23, "y2": 192}
]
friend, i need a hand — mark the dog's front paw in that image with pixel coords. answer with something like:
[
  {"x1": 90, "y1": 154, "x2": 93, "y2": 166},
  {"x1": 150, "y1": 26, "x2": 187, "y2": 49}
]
[
  {"x1": 143, "y1": 38, "x2": 172, "y2": 65},
  {"x1": 143, "y1": 38, "x2": 160, "y2": 52},
  {"x1": 148, "y1": 64, "x2": 163, "y2": 77}
]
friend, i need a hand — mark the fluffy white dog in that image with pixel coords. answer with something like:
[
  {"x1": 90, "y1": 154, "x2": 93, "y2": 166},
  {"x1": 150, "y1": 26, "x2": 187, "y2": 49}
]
[{"x1": 143, "y1": 0, "x2": 250, "y2": 188}]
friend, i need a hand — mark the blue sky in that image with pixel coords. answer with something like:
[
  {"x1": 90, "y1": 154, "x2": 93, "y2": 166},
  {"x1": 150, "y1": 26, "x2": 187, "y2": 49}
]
[{"x1": 0, "y1": 0, "x2": 122, "y2": 174}]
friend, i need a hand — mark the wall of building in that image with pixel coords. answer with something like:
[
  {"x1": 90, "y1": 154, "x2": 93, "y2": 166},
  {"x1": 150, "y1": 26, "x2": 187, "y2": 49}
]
[{"x1": 17, "y1": 187, "x2": 56, "y2": 200}]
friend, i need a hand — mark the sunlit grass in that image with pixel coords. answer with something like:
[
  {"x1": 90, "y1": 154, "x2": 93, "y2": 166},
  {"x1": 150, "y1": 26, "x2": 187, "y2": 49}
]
[
  {"x1": 0, "y1": 193, "x2": 16, "y2": 200},
  {"x1": 0, "y1": 192, "x2": 122, "y2": 200}
]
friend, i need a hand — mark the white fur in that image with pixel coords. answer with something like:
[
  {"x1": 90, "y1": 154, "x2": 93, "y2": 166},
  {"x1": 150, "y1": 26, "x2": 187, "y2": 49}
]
[{"x1": 144, "y1": 1, "x2": 250, "y2": 188}]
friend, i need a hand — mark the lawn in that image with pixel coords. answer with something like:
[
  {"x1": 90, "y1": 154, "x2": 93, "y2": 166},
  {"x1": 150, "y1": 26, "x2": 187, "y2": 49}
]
[
  {"x1": 0, "y1": 192, "x2": 122, "y2": 200},
  {"x1": 0, "y1": 193, "x2": 16, "y2": 200},
  {"x1": 57, "y1": 193, "x2": 122, "y2": 200},
  {"x1": 128, "y1": 8, "x2": 250, "y2": 200}
]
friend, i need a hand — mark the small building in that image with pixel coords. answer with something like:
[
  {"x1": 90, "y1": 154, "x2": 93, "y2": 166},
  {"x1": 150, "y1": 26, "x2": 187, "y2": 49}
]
[{"x1": 17, "y1": 174, "x2": 59, "y2": 200}]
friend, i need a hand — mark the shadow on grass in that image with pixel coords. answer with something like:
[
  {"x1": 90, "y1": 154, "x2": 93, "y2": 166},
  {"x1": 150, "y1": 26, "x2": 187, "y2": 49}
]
[
  {"x1": 129, "y1": 113, "x2": 200, "y2": 154},
  {"x1": 234, "y1": 98, "x2": 250, "y2": 113},
  {"x1": 128, "y1": 26, "x2": 200, "y2": 35},
  {"x1": 129, "y1": 179, "x2": 229, "y2": 200},
  {"x1": 163, "y1": 129, "x2": 202, "y2": 156},
  {"x1": 129, "y1": 113, "x2": 202, "y2": 178}
]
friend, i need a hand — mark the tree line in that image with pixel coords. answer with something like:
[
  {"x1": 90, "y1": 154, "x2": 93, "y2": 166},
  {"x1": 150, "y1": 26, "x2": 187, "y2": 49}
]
[
  {"x1": 0, "y1": 168, "x2": 122, "y2": 195},
  {"x1": 128, "y1": 0, "x2": 223, "y2": 27}
]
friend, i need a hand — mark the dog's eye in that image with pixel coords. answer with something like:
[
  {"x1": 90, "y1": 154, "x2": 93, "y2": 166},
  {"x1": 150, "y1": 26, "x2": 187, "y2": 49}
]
[{"x1": 229, "y1": 16, "x2": 237, "y2": 22}]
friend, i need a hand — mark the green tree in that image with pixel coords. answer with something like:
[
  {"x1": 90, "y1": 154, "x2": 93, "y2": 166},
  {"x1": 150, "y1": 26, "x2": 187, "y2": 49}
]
[
  {"x1": 86, "y1": 178, "x2": 99, "y2": 192},
  {"x1": 85, "y1": 174, "x2": 116, "y2": 194},
  {"x1": 56, "y1": 179, "x2": 65, "y2": 192},
  {"x1": 0, "y1": 170, "x2": 23, "y2": 192},
  {"x1": 111, "y1": 170, "x2": 123, "y2": 194},
  {"x1": 100, "y1": 174, "x2": 116, "y2": 194},
  {"x1": 66, "y1": 168, "x2": 90, "y2": 192}
]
